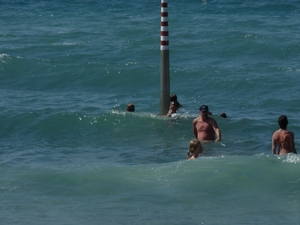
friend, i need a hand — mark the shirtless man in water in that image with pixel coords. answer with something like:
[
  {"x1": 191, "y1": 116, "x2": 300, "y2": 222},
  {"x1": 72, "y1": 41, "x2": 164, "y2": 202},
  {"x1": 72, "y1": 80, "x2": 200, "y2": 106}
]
[
  {"x1": 272, "y1": 115, "x2": 297, "y2": 155},
  {"x1": 193, "y1": 105, "x2": 221, "y2": 142}
]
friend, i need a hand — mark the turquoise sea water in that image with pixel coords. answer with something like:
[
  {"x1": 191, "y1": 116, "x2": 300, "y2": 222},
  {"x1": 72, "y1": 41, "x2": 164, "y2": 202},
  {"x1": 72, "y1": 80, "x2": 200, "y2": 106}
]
[{"x1": 1, "y1": 1, "x2": 300, "y2": 224}]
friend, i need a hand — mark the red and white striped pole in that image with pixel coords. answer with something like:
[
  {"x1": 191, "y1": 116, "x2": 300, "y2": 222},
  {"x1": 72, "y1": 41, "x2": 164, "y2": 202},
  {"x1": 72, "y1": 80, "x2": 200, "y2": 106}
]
[{"x1": 160, "y1": 0, "x2": 170, "y2": 115}]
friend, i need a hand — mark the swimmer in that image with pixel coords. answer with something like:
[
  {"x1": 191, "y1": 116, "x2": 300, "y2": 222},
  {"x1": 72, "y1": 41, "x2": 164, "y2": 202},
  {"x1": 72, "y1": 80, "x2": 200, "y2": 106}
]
[
  {"x1": 126, "y1": 103, "x2": 135, "y2": 112},
  {"x1": 170, "y1": 94, "x2": 182, "y2": 107},
  {"x1": 272, "y1": 115, "x2": 297, "y2": 155},
  {"x1": 167, "y1": 101, "x2": 179, "y2": 117},
  {"x1": 187, "y1": 139, "x2": 203, "y2": 159}
]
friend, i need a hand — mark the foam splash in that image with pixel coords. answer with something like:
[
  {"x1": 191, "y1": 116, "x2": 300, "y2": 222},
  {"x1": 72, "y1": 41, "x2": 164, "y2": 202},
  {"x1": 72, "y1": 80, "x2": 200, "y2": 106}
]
[
  {"x1": 0, "y1": 54, "x2": 10, "y2": 64},
  {"x1": 283, "y1": 154, "x2": 300, "y2": 164}
]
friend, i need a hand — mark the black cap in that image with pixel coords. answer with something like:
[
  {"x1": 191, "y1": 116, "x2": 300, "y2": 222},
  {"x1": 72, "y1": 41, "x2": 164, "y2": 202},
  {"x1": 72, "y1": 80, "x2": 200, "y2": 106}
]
[{"x1": 199, "y1": 105, "x2": 209, "y2": 112}]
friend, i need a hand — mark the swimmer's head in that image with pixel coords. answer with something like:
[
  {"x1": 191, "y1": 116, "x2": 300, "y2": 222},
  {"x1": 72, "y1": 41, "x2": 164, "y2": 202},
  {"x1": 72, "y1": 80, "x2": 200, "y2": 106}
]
[
  {"x1": 126, "y1": 103, "x2": 135, "y2": 112},
  {"x1": 170, "y1": 94, "x2": 178, "y2": 102},
  {"x1": 278, "y1": 115, "x2": 288, "y2": 129},
  {"x1": 187, "y1": 139, "x2": 203, "y2": 158}
]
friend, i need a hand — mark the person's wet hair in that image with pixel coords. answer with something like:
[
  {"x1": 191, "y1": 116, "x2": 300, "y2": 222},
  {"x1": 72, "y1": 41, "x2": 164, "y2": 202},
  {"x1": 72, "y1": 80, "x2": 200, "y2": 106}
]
[
  {"x1": 126, "y1": 103, "x2": 135, "y2": 112},
  {"x1": 170, "y1": 94, "x2": 177, "y2": 102},
  {"x1": 278, "y1": 115, "x2": 288, "y2": 129},
  {"x1": 220, "y1": 112, "x2": 227, "y2": 118}
]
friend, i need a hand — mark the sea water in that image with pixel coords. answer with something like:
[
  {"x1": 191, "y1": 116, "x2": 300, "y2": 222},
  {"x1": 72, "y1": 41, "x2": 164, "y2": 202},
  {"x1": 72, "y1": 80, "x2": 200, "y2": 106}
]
[{"x1": 1, "y1": 0, "x2": 300, "y2": 224}]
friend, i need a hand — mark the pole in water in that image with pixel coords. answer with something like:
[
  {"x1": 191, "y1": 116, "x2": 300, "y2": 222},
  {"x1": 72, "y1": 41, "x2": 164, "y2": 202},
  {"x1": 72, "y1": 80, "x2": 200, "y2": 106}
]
[{"x1": 160, "y1": 0, "x2": 170, "y2": 115}]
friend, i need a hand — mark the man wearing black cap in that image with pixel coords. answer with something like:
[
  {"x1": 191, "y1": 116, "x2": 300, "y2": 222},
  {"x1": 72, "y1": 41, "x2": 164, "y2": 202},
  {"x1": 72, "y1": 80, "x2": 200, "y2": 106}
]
[{"x1": 192, "y1": 105, "x2": 221, "y2": 141}]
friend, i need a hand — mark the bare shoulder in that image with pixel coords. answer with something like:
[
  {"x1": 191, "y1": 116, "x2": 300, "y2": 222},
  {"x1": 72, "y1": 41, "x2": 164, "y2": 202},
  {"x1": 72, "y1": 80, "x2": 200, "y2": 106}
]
[
  {"x1": 193, "y1": 116, "x2": 201, "y2": 123},
  {"x1": 288, "y1": 131, "x2": 295, "y2": 137},
  {"x1": 208, "y1": 116, "x2": 219, "y2": 128},
  {"x1": 272, "y1": 130, "x2": 279, "y2": 139}
]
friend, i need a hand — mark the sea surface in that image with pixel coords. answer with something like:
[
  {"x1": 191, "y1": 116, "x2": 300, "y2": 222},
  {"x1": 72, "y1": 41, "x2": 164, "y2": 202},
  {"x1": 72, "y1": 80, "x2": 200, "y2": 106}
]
[{"x1": 1, "y1": 0, "x2": 300, "y2": 224}]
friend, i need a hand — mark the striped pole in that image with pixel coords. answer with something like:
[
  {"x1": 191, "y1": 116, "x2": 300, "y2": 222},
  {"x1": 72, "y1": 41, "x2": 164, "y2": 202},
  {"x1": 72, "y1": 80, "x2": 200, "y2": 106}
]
[{"x1": 160, "y1": 0, "x2": 170, "y2": 115}]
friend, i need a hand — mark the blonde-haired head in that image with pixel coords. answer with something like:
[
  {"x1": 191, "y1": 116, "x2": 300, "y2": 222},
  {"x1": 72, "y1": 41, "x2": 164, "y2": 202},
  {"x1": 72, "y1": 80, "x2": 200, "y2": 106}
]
[{"x1": 187, "y1": 139, "x2": 203, "y2": 159}]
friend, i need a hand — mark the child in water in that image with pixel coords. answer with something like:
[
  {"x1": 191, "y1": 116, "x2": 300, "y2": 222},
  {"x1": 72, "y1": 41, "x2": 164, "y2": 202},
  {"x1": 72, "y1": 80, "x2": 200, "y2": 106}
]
[{"x1": 187, "y1": 139, "x2": 203, "y2": 159}]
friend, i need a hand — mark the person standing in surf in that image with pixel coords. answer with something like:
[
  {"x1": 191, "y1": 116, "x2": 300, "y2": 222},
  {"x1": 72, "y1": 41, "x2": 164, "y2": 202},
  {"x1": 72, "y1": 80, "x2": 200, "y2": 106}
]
[
  {"x1": 170, "y1": 94, "x2": 182, "y2": 108},
  {"x1": 167, "y1": 101, "x2": 180, "y2": 117},
  {"x1": 272, "y1": 115, "x2": 297, "y2": 155},
  {"x1": 193, "y1": 105, "x2": 221, "y2": 142}
]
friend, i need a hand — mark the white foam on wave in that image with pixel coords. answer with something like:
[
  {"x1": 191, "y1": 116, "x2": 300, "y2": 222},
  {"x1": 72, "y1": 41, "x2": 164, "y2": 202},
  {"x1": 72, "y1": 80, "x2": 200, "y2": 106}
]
[
  {"x1": 52, "y1": 42, "x2": 77, "y2": 46},
  {"x1": 283, "y1": 154, "x2": 300, "y2": 164},
  {"x1": 0, "y1": 53, "x2": 10, "y2": 62}
]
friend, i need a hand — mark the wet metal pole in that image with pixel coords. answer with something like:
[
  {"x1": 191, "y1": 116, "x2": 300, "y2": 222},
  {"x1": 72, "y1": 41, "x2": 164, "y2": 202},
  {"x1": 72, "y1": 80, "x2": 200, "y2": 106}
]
[{"x1": 160, "y1": 0, "x2": 170, "y2": 115}]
